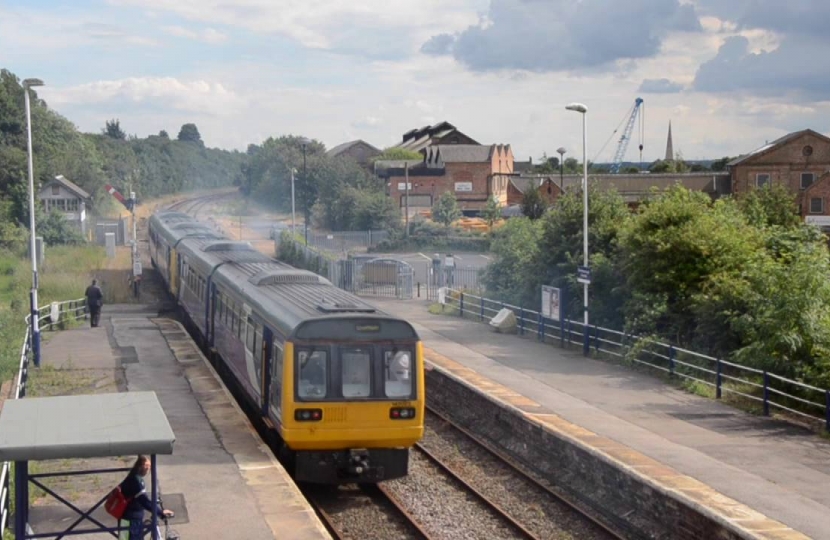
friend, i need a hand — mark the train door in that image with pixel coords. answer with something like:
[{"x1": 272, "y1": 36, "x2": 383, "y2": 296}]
[
  {"x1": 260, "y1": 327, "x2": 273, "y2": 416},
  {"x1": 268, "y1": 339, "x2": 284, "y2": 422},
  {"x1": 242, "y1": 305, "x2": 260, "y2": 398},
  {"x1": 170, "y1": 248, "x2": 180, "y2": 296}
]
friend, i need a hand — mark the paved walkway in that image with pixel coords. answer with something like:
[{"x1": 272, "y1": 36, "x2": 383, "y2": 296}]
[
  {"x1": 371, "y1": 299, "x2": 830, "y2": 540},
  {"x1": 34, "y1": 305, "x2": 329, "y2": 540}
]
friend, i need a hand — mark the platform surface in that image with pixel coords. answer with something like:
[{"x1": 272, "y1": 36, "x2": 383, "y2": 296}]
[{"x1": 371, "y1": 298, "x2": 830, "y2": 540}]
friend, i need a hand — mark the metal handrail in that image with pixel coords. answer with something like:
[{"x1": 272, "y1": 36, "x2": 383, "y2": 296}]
[
  {"x1": 442, "y1": 288, "x2": 830, "y2": 432},
  {"x1": 1, "y1": 297, "x2": 88, "y2": 537}
]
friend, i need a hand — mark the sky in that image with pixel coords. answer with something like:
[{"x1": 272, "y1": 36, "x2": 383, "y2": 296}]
[{"x1": 2, "y1": 0, "x2": 829, "y2": 163}]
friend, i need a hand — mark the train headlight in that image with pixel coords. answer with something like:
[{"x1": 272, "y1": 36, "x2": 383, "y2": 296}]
[
  {"x1": 294, "y1": 408, "x2": 323, "y2": 422},
  {"x1": 390, "y1": 407, "x2": 416, "y2": 420}
]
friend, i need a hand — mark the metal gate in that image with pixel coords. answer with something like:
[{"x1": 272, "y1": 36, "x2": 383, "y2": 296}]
[{"x1": 350, "y1": 258, "x2": 414, "y2": 300}]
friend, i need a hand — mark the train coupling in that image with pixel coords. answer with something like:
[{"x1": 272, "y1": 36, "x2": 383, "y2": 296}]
[{"x1": 348, "y1": 449, "x2": 370, "y2": 475}]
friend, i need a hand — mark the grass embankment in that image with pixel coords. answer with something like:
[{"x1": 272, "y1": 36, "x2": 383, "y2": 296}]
[{"x1": 0, "y1": 245, "x2": 135, "y2": 382}]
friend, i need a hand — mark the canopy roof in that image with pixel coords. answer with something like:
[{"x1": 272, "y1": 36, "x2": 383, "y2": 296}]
[{"x1": 0, "y1": 392, "x2": 175, "y2": 461}]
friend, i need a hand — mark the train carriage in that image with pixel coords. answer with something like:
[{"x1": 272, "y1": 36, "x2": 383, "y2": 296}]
[{"x1": 148, "y1": 212, "x2": 424, "y2": 483}]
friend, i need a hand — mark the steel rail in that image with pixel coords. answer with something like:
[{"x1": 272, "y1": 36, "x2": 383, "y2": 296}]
[
  {"x1": 426, "y1": 406, "x2": 626, "y2": 540},
  {"x1": 412, "y1": 443, "x2": 541, "y2": 540}
]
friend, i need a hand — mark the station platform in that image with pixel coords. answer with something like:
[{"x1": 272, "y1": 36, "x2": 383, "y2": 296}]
[
  {"x1": 33, "y1": 305, "x2": 330, "y2": 540},
  {"x1": 371, "y1": 299, "x2": 830, "y2": 540}
]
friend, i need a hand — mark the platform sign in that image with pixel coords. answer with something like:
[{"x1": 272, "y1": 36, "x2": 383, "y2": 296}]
[
  {"x1": 541, "y1": 286, "x2": 561, "y2": 322},
  {"x1": 577, "y1": 266, "x2": 591, "y2": 285}
]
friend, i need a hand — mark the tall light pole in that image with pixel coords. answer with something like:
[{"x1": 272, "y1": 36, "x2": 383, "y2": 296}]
[
  {"x1": 565, "y1": 102, "x2": 590, "y2": 356},
  {"x1": 299, "y1": 137, "x2": 310, "y2": 244},
  {"x1": 290, "y1": 168, "x2": 297, "y2": 236},
  {"x1": 23, "y1": 78, "x2": 44, "y2": 367},
  {"x1": 556, "y1": 146, "x2": 566, "y2": 190}
]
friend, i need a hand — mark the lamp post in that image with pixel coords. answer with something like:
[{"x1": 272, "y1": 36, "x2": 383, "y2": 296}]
[
  {"x1": 290, "y1": 168, "x2": 297, "y2": 236},
  {"x1": 23, "y1": 78, "x2": 44, "y2": 367},
  {"x1": 565, "y1": 102, "x2": 590, "y2": 356},
  {"x1": 299, "y1": 138, "x2": 310, "y2": 244},
  {"x1": 556, "y1": 146, "x2": 566, "y2": 190}
]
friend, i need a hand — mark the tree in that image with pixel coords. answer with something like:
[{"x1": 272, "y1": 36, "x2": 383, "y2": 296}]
[
  {"x1": 371, "y1": 148, "x2": 422, "y2": 164},
  {"x1": 432, "y1": 191, "x2": 462, "y2": 228},
  {"x1": 711, "y1": 157, "x2": 731, "y2": 172},
  {"x1": 482, "y1": 217, "x2": 543, "y2": 305},
  {"x1": 158, "y1": 130, "x2": 169, "y2": 139},
  {"x1": 480, "y1": 196, "x2": 502, "y2": 232},
  {"x1": 104, "y1": 119, "x2": 126, "y2": 140},
  {"x1": 521, "y1": 188, "x2": 547, "y2": 220},
  {"x1": 737, "y1": 184, "x2": 801, "y2": 229},
  {"x1": 177, "y1": 123, "x2": 202, "y2": 144}
]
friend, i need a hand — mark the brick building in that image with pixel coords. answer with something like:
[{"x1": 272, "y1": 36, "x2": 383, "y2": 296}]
[
  {"x1": 393, "y1": 121, "x2": 479, "y2": 152},
  {"x1": 384, "y1": 144, "x2": 514, "y2": 214},
  {"x1": 507, "y1": 176, "x2": 560, "y2": 205},
  {"x1": 728, "y1": 129, "x2": 830, "y2": 220},
  {"x1": 326, "y1": 139, "x2": 381, "y2": 167}
]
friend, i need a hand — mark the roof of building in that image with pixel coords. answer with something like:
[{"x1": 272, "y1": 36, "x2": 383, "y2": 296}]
[
  {"x1": 373, "y1": 159, "x2": 424, "y2": 172},
  {"x1": 513, "y1": 159, "x2": 534, "y2": 173},
  {"x1": 394, "y1": 121, "x2": 479, "y2": 152},
  {"x1": 728, "y1": 129, "x2": 830, "y2": 167},
  {"x1": 509, "y1": 176, "x2": 557, "y2": 194},
  {"x1": 325, "y1": 139, "x2": 381, "y2": 158},
  {"x1": 0, "y1": 392, "x2": 175, "y2": 461},
  {"x1": 45, "y1": 175, "x2": 91, "y2": 200}
]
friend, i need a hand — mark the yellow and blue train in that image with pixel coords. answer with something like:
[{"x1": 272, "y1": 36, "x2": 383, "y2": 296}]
[{"x1": 148, "y1": 210, "x2": 424, "y2": 483}]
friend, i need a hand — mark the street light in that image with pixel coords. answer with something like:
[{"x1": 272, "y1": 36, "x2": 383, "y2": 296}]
[
  {"x1": 565, "y1": 102, "x2": 590, "y2": 356},
  {"x1": 298, "y1": 137, "x2": 311, "y2": 244},
  {"x1": 23, "y1": 77, "x2": 44, "y2": 367},
  {"x1": 290, "y1": 167, "x2": 297, "y2": 236},
  {"x1": 556, "y1": 147, "x2": 566, "y2": 189}
]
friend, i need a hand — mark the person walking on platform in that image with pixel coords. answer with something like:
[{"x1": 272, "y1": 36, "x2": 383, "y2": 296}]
[
  {"x1": 118, "y1": 455, "x2": 174, "y2": 540},
  {"x1": 85, "y1": 279, "x2": 103, "y2": 327}
]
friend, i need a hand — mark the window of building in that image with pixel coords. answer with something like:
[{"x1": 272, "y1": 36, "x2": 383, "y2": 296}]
[
  {"x1": 384, "y1": 350, "x2": 413, "y2": 398},
  {"x1": 297, "y1": 349, "x2": 327, "y2": 399},
  {"x1": 810, "y1": 197, "x2": 823, "y2": 214},
  {"x1": 801, "y1": 173, "x2": 815, "y2": 190},
  {"x1": 803, "y1": 145, "x2": 814, "y2": 157},
  {"x1": 341, "y1": 347, "x2": 371, "y2": 398},
  {"x1": 51, "y1": 185, "x2": 60, "y2": 195},
  {"x1": 756, "y1": 173, "x2": 770, "y2": 188}
]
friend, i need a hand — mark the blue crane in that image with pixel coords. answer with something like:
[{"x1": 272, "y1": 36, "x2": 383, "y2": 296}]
[{"x1": 610, "y1": 97, "x2": 644, "y2": 173}]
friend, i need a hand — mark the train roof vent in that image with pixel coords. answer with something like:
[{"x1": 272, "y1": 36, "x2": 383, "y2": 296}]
[
  {"x1": 316, "y1": 301, "x2": 376, "y2": 314},
  {"x1": 249, "y1": 270, "x2": 326, "y2": 286},
  {"x1": 202, "y1": 241, "x2": 255, "y2": 253},
  {"x1": 171, "y1": 222, "x2": 212, "y2": 231}
]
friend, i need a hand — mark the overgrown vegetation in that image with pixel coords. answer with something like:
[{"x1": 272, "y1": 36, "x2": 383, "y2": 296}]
[
  {"x1": 243, "y1": 136, "x2": 401, "y2": 232},
  {"x1": 0, "y1": 68, "x2": 244, "y2": 251},
  {"x1": 484, "y1": 184, "x2": 830, "y2": 389}
]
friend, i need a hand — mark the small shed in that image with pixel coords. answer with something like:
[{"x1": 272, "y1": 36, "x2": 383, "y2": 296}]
[
  {"x1": 0, "y1": 392, "x2": 175, "y2": 539},
  {"x1": 37, "y1": 175, "x2": 91, "y2": 236}
]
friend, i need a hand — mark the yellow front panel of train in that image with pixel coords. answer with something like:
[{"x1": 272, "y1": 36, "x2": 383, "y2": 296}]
[{"x1": 279, "y1": 342, "x2": 425, "y2": 451}]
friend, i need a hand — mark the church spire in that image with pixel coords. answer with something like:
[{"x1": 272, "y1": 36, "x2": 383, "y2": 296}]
[{"x1": 665, "y1": 121, "x2": 674, "y2": 161}]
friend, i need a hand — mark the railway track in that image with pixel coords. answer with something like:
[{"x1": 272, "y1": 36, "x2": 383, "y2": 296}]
[
  {"x1": 303, "y1": 482, "x2": 432, "y2": 540},
  {"x1": 166, "y1": 191, "x2": 233, "y2": 218},
  {"x1": 418, "y1": 406, "x2": 625, "y2": 540}
]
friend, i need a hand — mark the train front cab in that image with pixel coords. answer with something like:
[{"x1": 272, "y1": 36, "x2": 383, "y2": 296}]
[{"x1": 269, "y1": 319, "x2": 424, "y2": 484}]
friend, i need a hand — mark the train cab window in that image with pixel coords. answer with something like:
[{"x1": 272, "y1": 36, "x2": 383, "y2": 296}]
[
  {"x1": 384, "y1": 350, "x2": 413, "y2": 398},
  {"x1": 297, "y1": 350, "x2": 327, "y2": 400},
  {"x1": 341, "y1": 347, "x2": 372, "y2": 398}
]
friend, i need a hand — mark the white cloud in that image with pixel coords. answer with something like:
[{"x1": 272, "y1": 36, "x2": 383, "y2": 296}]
[
  {"x1": 163, "y1": 25, "x2": 228, "y2": 44},
  {"x1": 45, "y1": 77, "x2": 243, "y2": 114},
  {"x1": 107, "y1": 0, "x2": 487, "y2": 54}
]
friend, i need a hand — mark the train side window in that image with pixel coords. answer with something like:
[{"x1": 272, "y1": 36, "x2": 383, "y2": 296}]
[
  {"x1": 245, "y1": 317, "x2": 255, "y2": 352},
  {"x1": 341, "y1": 347, "x2": 371, "y2": 398},
  {"x1": 297, "y1": 350, "x2": 327, "y2": 399},
  {"x1": 384, "y1": 350, "x2": 413, "y2": 398}
]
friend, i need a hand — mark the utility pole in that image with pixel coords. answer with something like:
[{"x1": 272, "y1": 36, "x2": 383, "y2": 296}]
[
  {"x1": 404, "y1": 163, "x2": 410, "y2": 237},
  {"x1": 23, "y1": 77, "x2": 44, "y2": 367}
]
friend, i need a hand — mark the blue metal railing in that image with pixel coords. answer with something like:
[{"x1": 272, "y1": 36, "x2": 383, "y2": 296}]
[
  {"x1": 442, "y1": 289, "x2": 830, "y2": 432},
  {"x1": 1, "y1": 298, "x2": 87, "y2": 536}
]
